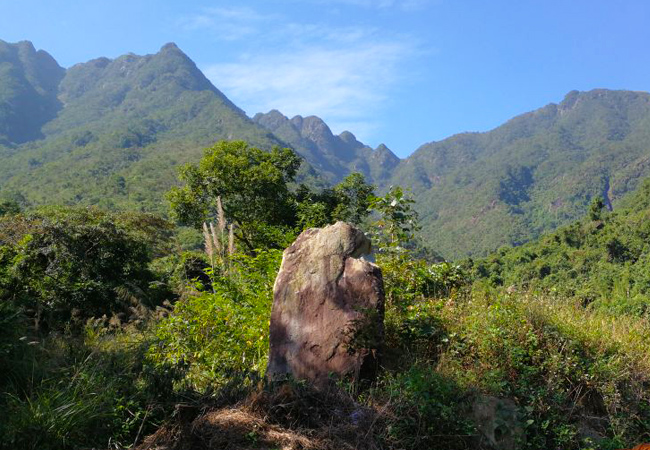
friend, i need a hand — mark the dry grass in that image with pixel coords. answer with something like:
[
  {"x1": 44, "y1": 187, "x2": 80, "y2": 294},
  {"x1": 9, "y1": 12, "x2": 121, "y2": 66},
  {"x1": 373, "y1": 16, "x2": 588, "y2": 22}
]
[{"x1": 136, "y1": 383, "x2": 385, "y2": 450}]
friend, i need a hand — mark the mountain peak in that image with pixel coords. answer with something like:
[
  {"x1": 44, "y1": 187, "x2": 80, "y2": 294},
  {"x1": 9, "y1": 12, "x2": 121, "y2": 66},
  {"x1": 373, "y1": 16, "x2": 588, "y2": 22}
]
[
  {"x1": 253, "y1": 110, "x2": 290, "y2": 130},
  {"x1": 16, "y1": 40, "x2": 36, "y2": 52},
  {"x1": 0, "y1": 39, "x2": 64, "y2": 143},
  {"x1": 339, "y1": 131, "x2": 358, "y2": 144},
  {"x1": 160, "y1": 42, "x2": 180, "y2": 52}
]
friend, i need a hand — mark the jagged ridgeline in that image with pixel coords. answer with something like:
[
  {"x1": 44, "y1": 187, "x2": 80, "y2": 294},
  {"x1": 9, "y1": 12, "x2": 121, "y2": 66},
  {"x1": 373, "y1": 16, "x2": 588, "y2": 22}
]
[
  {"x1": 0, "y1": 39, "x2": 397, "y2": 213},
  {"x1": 253, "y1": 110, "x2": 399, "y2": 183},
  {"x1": 2, "y1": 38, "x2": 650, "y2": 258}
]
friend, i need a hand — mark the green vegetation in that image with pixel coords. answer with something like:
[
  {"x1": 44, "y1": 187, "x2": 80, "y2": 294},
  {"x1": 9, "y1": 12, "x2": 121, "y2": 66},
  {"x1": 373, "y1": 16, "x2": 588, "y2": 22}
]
[
  {"x1": 168, "y1": 141, "x2": 302, "y2": 250},
  {"x1": 253, "y1": 110, "x2": 400, "y2": 183},
  {"x1": 0, "y1": 39, "x2": 64, "y2": 144},
  {"x1": 391, "y1": 89, "x2": 650, "y2": 258},
  {"x1": 2, "y1": 139, "x2": 650, "y2": 448},
  {"x1": 3, "y1": 39, "x2": 650, "y2": 262},
  {"x1": 469, "y1": 178, "x2": 650, "y2": 317},
  {"x1": 3, "y1": 38, "x2": 650, "y2": 447}
]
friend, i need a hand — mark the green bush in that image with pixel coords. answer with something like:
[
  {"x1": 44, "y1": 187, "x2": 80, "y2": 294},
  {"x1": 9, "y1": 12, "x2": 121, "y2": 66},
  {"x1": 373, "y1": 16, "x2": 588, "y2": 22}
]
[
  {"x1": 147, "y1": 249, "x2": 281, "y2": 391},
  {"x1": 0, "y1": 206, "x2": 173, "y2": 330},
  {"x1": 368, "y1": 366, "x2": 475, "y2": 450},
  {"x1": 438, "y1": 289, "x2": 650, "y2": 449},
  {"x1": 0, "y1": 323, "x2": 176, "y2": 450}
]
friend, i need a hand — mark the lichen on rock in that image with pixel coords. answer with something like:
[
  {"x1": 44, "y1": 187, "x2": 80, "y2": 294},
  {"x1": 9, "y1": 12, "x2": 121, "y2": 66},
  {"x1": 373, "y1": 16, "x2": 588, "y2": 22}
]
[{"x1": 267, "y1": 222, "x2": 385, "y2": 387}]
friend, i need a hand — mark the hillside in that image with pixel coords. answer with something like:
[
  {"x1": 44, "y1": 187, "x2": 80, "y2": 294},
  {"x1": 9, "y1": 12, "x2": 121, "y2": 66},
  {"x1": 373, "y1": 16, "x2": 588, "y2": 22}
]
[
  {"x1": 471, "y1": 177, "x2": 650, "y2": 315},
  {"x1": 391, "y1": 89, "x2": 650, "y2": 258},
  {"x1": 0, "y1": 40, "x2": 391, "y2": 212},
  {"x1": 3, "y1": 176, "x2": 650, "y2": 449},
  {"x1": 0, "y1": 41, "x2": 287, "y2": 211}
]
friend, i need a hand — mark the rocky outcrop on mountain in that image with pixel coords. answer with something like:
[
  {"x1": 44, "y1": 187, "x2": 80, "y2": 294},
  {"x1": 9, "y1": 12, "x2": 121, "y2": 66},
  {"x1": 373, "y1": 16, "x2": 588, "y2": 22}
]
[
  {"x1": 267, "y1": 222, "x2": 385, "y2": 387},
  {"x1": 254, "y1": 110, "x2": 399, "y2": 183},
  {"x1": 0, "y1": 39, "x2": 64, "y2": 143}
]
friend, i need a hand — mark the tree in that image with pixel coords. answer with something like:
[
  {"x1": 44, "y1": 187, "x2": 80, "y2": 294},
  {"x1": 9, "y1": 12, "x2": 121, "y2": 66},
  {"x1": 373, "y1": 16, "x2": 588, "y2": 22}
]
[
  {"x1": 332, "y1": 172, "x2": 375, "y2": 225},
  {"x1": 0, "y1": 207, "x2": 172, "y2": 330},
  {"x1": 167, "y1": 141, "x2": 302, "y2": 251},
  {"x1": 0, "y1": 200, "x2": 20, "y2": 217},
  {"x1": 589, "y1": 196, "x2": 605, "y2": 221},
  {"x1": 371, "y1": 186, "x2": 420, "y2": 249},
  {"x1": 295, "y1": 173, "x2": 375, "y2": 229}
]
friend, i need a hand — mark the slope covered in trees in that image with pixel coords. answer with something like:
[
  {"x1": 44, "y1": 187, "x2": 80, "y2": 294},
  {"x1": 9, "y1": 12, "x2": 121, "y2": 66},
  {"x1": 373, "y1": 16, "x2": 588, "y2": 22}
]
[
  {"x1": 391, "y1": 89, "x2": 650, "y2": 258},
  {"x1": 0, "y1": 41, "x2": 284, "y2": 211},
  {"x1": 253, "y1": 109, "x2": 399, "y2": 184},
  {"x1": 0, "y1": 40, "x2": 64, "y2": 144},
  {"x1": 0, "y1": 40, "x2": 388, "y2": 213},
  {"x1": 470, "y1": 179, "x2": 650, "y2": 316}
]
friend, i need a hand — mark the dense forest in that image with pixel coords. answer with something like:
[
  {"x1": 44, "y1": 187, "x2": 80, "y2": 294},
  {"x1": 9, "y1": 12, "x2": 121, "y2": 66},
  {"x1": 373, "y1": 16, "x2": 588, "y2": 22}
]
[{"x1": 1, "y1": 140, "x2": 649, "y2": 449}]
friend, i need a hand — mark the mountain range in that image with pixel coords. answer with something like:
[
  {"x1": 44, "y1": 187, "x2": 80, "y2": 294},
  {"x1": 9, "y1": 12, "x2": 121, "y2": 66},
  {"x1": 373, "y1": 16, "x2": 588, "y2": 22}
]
[{"x1": 1, "y1": 39, "x2": 650, "y2": 259}]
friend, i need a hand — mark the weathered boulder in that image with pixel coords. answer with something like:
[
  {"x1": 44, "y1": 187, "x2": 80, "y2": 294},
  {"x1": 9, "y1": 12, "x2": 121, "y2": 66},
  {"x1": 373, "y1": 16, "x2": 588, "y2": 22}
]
[
  {"x1": 472, "y1": 396, "x2": 525, "y2": 450},
  {"x1": 267, "y1": 222, "x2": 384, "y2": 386}
]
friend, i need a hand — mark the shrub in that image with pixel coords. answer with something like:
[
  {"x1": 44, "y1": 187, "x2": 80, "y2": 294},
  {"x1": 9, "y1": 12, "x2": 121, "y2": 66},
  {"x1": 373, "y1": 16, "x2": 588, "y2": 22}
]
[
  {"x1": 0, "y1": 207, "x2": 173, "y2": 330},
  {"x1": 147, "y1": 249, "x2": 282, "y2": 391}
]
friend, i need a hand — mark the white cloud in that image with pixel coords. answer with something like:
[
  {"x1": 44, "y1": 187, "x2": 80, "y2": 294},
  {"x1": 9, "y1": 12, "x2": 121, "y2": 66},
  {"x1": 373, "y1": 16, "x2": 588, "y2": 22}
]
[
  {"x1": 181, "y1": 6, "x2": 421, "y2": 142},
  {"x1": 205, "y1": 38, "x2": 415, "y2": 141},
  {"x1": 178, "y1": 6, "x2": 280, "y2": 40}
]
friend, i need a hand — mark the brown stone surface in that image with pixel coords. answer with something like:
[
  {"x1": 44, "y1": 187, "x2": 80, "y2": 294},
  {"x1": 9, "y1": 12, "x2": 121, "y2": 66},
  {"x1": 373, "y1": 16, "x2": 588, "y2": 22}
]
[{"x1": 267, "y1": 222, "x2": 384, "y2": 386}]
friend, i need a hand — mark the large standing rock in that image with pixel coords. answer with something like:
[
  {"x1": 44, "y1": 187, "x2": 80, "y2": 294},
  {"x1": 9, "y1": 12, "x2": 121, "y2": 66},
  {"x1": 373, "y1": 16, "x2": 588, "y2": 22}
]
[{"x1": 267, "y1": 222, "x2": 384, "y2": 386}]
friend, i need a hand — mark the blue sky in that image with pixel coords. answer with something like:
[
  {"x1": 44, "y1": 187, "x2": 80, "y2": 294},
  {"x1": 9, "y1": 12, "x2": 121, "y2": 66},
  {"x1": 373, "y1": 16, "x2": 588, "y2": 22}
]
[{"x1": 1, "y1": 0, "x2": 649, "y2": 157}]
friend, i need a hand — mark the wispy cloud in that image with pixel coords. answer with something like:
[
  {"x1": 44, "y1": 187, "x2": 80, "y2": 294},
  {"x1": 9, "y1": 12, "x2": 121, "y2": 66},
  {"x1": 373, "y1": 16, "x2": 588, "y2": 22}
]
[
  {"x1": 305, "y1": 0, "x2": 436, "y2": 11},
  {"x1": 178, "y1": 6, "x2": 280, "y2": 40},
  {"x1": 182, "y1": 6, "x2": 421, "y2": 142}
]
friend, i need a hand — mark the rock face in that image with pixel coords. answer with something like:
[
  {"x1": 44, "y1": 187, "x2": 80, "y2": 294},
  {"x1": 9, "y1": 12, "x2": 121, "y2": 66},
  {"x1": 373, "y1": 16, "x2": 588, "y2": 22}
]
[{"x1": 267, "y1": 222, "x2": 384, "y2": 386}]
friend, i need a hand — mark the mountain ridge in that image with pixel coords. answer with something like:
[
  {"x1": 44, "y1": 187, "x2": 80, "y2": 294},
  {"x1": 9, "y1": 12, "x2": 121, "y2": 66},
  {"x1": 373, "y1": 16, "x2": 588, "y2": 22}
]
[
  {"x1": 391, "y1": 88, "x2": 650, "y2": 258},
  {"x1": 2, "y1": 39, "x2": 650, "y2": 259},
  {"x1": 253, "y1": 109, "x2": 399, "y2": 183}
]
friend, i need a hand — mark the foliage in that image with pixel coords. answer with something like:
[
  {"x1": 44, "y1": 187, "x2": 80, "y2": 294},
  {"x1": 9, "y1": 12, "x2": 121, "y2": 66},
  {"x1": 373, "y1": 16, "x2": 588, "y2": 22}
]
[
  {"x1": 331, "y1": 172, "x2": 375, "y2": 225},
  {"x1": 0, "y1": 325, "x2": 177, "y2": 450},
  {"x1": 469, "y1": 177, "x2": 650, "y2": 317},
  {"x1": 0, "y1": 206, "x2": 173, "y2": 330},
  {"x1": 368, "y1": 366, "x2": 475, "y2": 450},
  {"x1": 148, "y1": 249, "x2": 282, "y2": 391},
  {"x1": 0, "y1": 41, "x2": 287, "y2": 215},
  {"x1": 0, "y1": 200, "x2": 20, "y2": 216},
  {"x1": 371, "y1": 186, "x2": 420, "y2": 250},
  {"x1": 436, "y1": 289, "x2": 650, "y2": 449},
  {"x1": 5, "y1": 39, "x2": 650, "y2": 261},
  {"x1": 295, "y1": 172, "x2": 375, "y2": 229},
  {"x1": 390, "y1": 89, "x2": 650, "y2": 258},
  {"x1": 168, "y1": 141, "x2": 301, "y2": 250}
]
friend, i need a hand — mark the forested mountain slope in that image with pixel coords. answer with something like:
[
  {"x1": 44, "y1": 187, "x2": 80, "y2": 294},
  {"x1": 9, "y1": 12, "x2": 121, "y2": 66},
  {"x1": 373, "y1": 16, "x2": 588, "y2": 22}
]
[
  {"x1": 0, "y1": 40, "x2": 388, "y2": 212},
  {"x1": 0, "y1": 40, "x2": 64, "y2": 145},
  {"x1": 390, "y1": 89, "x2": 650, "y2": 258},
  {"x1": 472, "y1": 177, "x2": 650, "y2": 314},
  {"x1": 0, "y1": 41, "x2": 287, "y2": 211}
]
